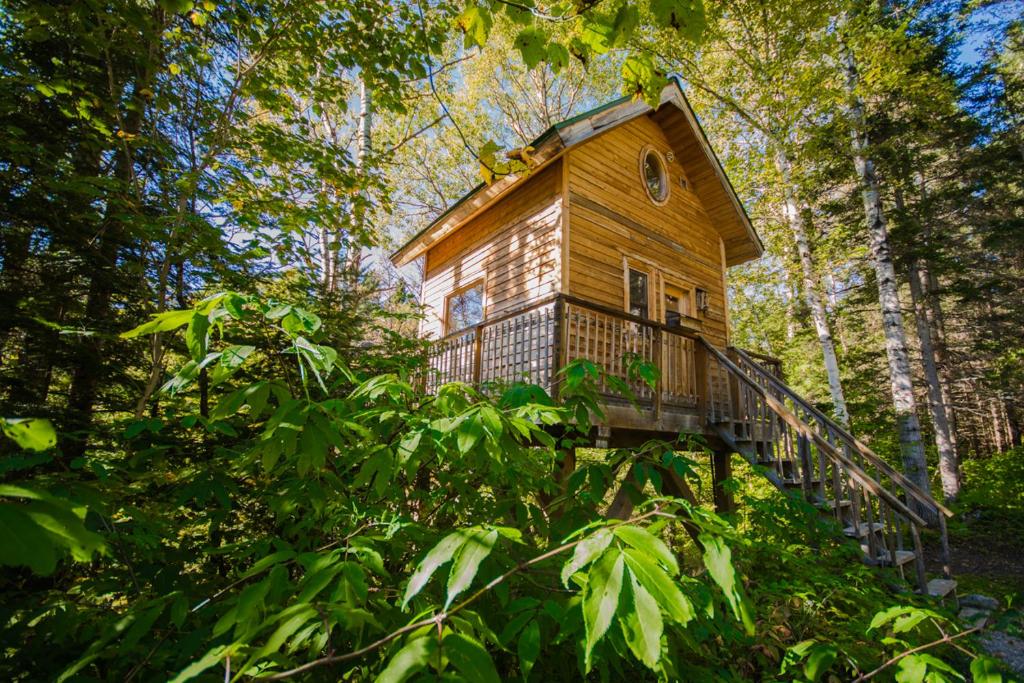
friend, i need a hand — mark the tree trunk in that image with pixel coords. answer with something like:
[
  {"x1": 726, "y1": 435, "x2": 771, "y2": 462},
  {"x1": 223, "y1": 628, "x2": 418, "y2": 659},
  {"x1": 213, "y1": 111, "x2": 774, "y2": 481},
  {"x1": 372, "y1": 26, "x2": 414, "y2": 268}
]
[
  {"x1": 909, "y1": 258, "x2": 960, "y2": 500},
  {"x1": 343, "y1": 76, "x2": 372, "y2": 280},
  {"x1": 919, "y1": 263, "x2": 960, "y2": 452},
  {"x1": 840, "y1": 39, "x2": 932, "y2": 504},
  {"x1": 67, "y1": 9, "x2": 163, "y2": 452},
  {"x1": 776, "y1": 151, "x2": 850, "y2": 426}
]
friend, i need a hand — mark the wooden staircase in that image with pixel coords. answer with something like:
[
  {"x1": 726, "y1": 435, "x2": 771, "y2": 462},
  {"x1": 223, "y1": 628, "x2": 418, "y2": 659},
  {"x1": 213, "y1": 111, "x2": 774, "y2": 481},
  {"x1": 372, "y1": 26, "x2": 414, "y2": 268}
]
[{"x1": 699, "y1": 340, "x2": 956, "y2": 600}]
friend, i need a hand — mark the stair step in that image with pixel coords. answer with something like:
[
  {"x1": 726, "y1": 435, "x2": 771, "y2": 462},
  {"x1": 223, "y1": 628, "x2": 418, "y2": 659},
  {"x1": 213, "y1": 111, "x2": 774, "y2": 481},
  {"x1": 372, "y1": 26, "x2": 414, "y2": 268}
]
[
  {"x1": 826, "y1": 499, "x2": 852, "y2": 509},
  {"x1": 926, "y1": 578, "x2": 958, "y2": 599},
  {"x1": 783, "y1": 478, "x2": 822, "y2": 488},
  {"x1": 861, "y1": 546, "x2": 917, "y2": 566},
  {"x1": 844, "y1": 522, "x2": 885, "y2": 538}
]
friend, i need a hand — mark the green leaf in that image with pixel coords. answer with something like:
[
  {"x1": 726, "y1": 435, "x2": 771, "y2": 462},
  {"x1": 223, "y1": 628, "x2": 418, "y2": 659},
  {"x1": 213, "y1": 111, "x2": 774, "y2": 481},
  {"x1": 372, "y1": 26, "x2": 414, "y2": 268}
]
[
  {"x1": 249, "y1": 604, "x2": 316, "y2": 661},
  {"x1": 547, "y1": 42, "x2": 570, "y2": 74},
  {"x1": 456, "y1": 4, "x2": 492, "y2": 48},
  {"x1": 579, "y1": 15, "x2": 615, "y2": 55},
  {"x1": 620, "y1": 571, "x2": 663, "y2": 670},
  {"x1": 185, "y1": 312, "x2": 210, "y2": 361},
  {"x1": 168, "y1": 645, "x2": 227, "y2": 683},
  {"x1": 514, "y1": 27, "x2": 548, "y2": 70},
  {"x1": 0, "y1": 503, "x2": 57, "y2": 574},
  {"x1": 613, "y1": 525, "x2": 678, "y2": 575},
  {"x1": 402, "y1": 530, "x2": 469, "y2": 608},
  {"x1": 376, "y1": 636, "x2": 437, "y2": 683},
  {"x1": 456, "y1": 416, "x2": 483, "y2": 454},
  {"x1": 1, "y1": 418, "x2": 57, "y2": 451},
  {"x1": 211, "y1": 345, "x2": 255, "y2": 385},
  {"x1": 445, "y1": 528, "x2": 497, "y2": 608},
  {"x1": 241, "y1": 549, "x2": 296, "y2": 578},
  {"x1": 895, "y1": 654, "x2": 928, "y2": 683},
  {"x1": 562, "y1": 528, "x2": 613, "y2": 586},
  {"x1": 121, "y1": 309, "x2": 194, "y2": 338},
  {"x1": 517, "y1": 619, "x2": 540, "y2": 680},
  {"x1": 583, "y1": 548, "x2": 625, "y2": 670},
  {"x1": 648, "y1": 0, "x2": 706, "y2": 42},
  {"x1": 622, "y1": 53, "x2": 668, "y2": 108},
  {"x1": 611, "y1": 3, "x2": 640, "y2": 46},
  {"x1": 622, "y1": 547, "x2": 693, "y2": 625},
  {"x1": 803, "y1": 643, "x2": 838, "y2": 682},
  {"x1": 970, "y1": 656, "x2": 1004, "y2": 683},
  {"x1": 700, "y1": 535, "x2": 754, "y2": 635},
  {"x1": 20, "y1": 498, "x2": 104, "y2": 561},
  {"x1": 442, "y1": 632, "x2": 500, "y2": 683}
]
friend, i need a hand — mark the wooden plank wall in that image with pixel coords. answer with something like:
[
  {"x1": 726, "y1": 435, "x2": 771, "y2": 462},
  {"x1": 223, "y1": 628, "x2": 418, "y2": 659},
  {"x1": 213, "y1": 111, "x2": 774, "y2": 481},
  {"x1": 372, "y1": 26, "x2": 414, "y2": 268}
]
[
  {"x1": 420, "y1": 160, "x2": 563, "y2": 339},
  {"x1": 566, "y1": 115, "x2": 730, "y2": 347}
]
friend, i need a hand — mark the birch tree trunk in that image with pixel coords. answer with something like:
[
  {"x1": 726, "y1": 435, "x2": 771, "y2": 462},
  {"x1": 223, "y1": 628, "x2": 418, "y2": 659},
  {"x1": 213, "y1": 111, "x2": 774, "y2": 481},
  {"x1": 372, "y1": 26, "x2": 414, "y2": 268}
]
[
  {"x1": 908, "y1": 258, "x2": 960, "y2": 499},
  {"x1": 776, "y1": 151, "x2": 850, "y2": 426},
  {"x1": 917, "y1": 228, "x2": 960, "y2": 455},
  {"x1": 344, "y1": 76, "x2": 372, "y2": 279},
  {"x1": 840, "y1": 40, "x2": 933, "y2": 503}
]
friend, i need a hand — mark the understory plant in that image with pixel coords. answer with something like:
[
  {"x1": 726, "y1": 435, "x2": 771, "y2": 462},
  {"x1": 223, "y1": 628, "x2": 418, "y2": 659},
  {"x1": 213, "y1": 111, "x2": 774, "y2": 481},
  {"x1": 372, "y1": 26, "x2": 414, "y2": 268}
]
[{"x1": 0, "y1": 294, "x2": 1010, "y2": 681}]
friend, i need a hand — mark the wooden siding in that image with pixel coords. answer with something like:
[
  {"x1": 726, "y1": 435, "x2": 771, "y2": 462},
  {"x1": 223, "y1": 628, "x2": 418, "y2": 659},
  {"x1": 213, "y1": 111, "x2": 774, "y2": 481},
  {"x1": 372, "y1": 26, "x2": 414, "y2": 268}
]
[
  {"x1": 420, "y1": 160, "x2": 563, "y2": 339},
  {"x1": 565, "y1": 114, "x2": 730, "y2": 346}
]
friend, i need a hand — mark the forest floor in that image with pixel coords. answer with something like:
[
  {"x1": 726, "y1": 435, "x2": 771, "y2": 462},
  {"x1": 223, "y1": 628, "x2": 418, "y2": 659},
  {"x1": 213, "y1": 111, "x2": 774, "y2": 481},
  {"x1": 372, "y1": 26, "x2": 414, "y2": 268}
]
[{"x1": 923, "y1": 451, "x2": 1024, "y2": 677}]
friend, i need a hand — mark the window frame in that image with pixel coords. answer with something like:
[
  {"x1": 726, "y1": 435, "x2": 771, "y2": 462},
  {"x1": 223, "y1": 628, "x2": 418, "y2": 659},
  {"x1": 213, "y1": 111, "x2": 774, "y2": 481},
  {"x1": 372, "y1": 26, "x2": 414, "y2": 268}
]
[
  {"x1": 443, "y1": 279, "x2": 486, "y2": 335},
  {"x1": 661, "y1": 276, "x2": 701, "y2": 330},
  {"x1": 639, "y1": 146, "x2": 670, "y2": 206},
  {"x1": 622, "y1": 256, "x2": 654, "y2": 321}
]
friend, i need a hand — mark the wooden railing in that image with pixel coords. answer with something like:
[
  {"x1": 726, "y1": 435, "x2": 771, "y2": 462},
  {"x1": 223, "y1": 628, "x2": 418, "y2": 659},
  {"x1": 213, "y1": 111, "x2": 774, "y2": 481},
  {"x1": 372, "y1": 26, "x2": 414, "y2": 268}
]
[
  {"x1": 425, "y1": 294, "x2": 952, "y2": 592},
  {"x1": 426, "y1": 300, "x2": 558, "y2": 393},
  {"x1": 426, "y1": 294, "x2": 701, "y2": 410},
  {"x1": 705, "y1": 342, "x2": 952, "y2": 590}
]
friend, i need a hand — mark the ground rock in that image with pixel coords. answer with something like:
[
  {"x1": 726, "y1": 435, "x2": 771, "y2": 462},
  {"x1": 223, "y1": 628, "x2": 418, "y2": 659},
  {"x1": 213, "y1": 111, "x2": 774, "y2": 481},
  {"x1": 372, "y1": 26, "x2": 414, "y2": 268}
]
[
  {"x1": 981, "y1": 631, "x2": 1024, "y2": 679},
  {"x1": 960, "y1": 593, "x2": 1001, "y2": 611},
  {"x1": 958, "y1": 606, "x2": 991, "y2": 627}
]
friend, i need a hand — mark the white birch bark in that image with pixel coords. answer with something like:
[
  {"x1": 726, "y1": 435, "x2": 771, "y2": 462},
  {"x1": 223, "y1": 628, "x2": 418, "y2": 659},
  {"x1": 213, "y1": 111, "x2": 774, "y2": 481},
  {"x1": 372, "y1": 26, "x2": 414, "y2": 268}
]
[
  {"x1": 840, "y1": 39, "x2": 933, "y2": 501},
  {"x1": 909, "y1": 259, "x2": 960, "y2": 500},
  {"x1": 344, "y1": 76, "x2": 372, "y2": 279},
  {"x1": 776, "y1": 151, "x2": 851, "y2": 426}
]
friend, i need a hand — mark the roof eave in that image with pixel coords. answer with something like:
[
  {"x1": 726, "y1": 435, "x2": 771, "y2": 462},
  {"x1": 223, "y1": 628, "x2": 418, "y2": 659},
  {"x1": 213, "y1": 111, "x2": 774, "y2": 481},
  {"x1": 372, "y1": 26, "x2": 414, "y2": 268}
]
[{"x1": 390, "y1": 128, "x2": 567, "y2": 267}]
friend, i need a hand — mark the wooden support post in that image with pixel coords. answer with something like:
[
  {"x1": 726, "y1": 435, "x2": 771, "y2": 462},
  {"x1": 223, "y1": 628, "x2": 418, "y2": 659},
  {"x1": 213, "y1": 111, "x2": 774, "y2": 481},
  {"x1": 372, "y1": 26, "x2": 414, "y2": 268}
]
[
  {"x1": 606, "y1": 465, "x2": 639, "y2": 520},
  {"x1": 653, "y1": 327, "x2": 663, "y2": 421},
  {"x1": 657, "y1": 465, "x2": 704, "y2": 546},
  {"x1": 798, "y1": 431, "x2": 814, "y2": 502},
  {"x1": 711, "y1": 449, "x2": 734, "y2": 513},
  {"x1": 551, "y1": 296, "x2": 564, "y2": 399},
  {"x1": 471, "y1": 323, "x2": 484, "y2": 386},
  {"x1": 694, "y1": 341, "x2": 709, "y2": 424},
  {"x1": 727, "y1": 348, "x2": 741, "y2": 432}
]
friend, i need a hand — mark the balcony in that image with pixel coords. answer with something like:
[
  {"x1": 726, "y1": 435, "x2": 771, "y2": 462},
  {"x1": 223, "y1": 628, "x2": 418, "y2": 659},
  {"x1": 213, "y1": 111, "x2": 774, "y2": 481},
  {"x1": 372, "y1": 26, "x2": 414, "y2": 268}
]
[{"x1": 424, "y1": 294, "x2": 783, "y2": 437}]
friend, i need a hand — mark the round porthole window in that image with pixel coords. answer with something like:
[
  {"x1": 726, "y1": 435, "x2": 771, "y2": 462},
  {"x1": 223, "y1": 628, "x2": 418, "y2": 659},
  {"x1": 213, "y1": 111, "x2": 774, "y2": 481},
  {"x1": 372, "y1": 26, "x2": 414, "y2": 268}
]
[{"x1": 641, "y1": 148, "x2": 669, "y2": 204}]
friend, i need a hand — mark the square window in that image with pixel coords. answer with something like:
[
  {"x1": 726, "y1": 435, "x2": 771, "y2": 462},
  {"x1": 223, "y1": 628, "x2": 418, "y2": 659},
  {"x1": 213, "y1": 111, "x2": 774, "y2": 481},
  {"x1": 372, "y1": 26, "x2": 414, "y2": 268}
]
[
  {"x1": 628, "y1": 268, "x2": 649, "y2": 319},
  {"x1": 446, "y1": 283, "x2": 484, "y2": 333}
]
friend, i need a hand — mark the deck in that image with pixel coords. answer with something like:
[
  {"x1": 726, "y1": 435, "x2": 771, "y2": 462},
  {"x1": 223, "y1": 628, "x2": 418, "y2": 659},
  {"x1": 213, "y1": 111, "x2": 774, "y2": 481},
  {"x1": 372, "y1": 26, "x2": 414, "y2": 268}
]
[
  {"x1": 424, "y1": 293, "x2": 782, "y2": 439},
  {"x1": 424, "y1": 294, "x2": 953, "y2": 592}
]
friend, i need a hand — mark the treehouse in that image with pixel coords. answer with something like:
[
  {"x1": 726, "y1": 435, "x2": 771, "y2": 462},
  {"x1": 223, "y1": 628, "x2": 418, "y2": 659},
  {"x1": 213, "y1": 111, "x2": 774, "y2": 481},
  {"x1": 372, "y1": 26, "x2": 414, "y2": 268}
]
[{"x1": 391, "y1": 78, "x2": 955, "y2": 596}]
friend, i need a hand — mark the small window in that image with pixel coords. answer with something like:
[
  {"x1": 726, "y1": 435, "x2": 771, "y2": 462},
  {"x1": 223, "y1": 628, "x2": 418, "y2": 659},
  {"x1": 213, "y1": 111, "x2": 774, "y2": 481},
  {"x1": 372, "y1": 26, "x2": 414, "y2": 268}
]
[
  {"x1": 641, "y1": 148, "x2": 669, "y2": 204},
  {"x1": 446, "y1": 283, "x2": 484, "y2": 333},
  {"x1": 628, "y1": 268, "x2": 649, "y2": 319},
  {"x1": 695, "y1": 288, "x2": 709, "y2": 314},
  {"x1": 664, "y1": 283, "x2": 692, "y2": 328}
]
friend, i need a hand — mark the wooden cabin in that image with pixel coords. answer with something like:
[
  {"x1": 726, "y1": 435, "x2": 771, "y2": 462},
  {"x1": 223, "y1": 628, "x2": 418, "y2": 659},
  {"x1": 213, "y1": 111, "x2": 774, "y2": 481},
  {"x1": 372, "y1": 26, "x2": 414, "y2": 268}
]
[
  {"x1": 391, "y1": 78, "x2": 954, "y2": 594},
  {"x1": 392, "y1": 78, "x2": 766, "y2": 440}
]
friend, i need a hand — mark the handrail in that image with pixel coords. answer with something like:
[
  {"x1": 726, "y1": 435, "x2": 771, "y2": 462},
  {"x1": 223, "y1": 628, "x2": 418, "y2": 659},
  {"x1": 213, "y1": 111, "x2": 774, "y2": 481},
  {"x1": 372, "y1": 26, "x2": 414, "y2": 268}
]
[
  {"x1": 433, "y1": 294, "x2": 561, "y2": 344},
  {"x1": 699, "y1": 338, "x2": 929, "y2": 527},
  {"x1": 434, "y1": 293, "x2": 705, "y2": 346},
  {"x1": 560, "y1": 294, "x2": 701, "y2": 341},
  {"x1": 743, "y1": 349, "x2": 783, "y2": 367},
  {"x1": 731, "y1": 347, "x2": 952, "y2": 519}
]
